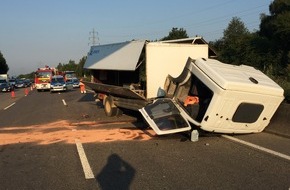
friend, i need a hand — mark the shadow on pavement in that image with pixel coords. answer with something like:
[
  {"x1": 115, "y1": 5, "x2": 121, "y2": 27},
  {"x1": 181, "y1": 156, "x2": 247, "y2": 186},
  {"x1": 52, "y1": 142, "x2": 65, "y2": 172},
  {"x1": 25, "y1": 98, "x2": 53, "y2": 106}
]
[
  {"x1": 78, "y1": 93, "x2": 95, "y2": 102},
  {"x1": 96, "y1": 153, "x2": 135, "y2": 190}
]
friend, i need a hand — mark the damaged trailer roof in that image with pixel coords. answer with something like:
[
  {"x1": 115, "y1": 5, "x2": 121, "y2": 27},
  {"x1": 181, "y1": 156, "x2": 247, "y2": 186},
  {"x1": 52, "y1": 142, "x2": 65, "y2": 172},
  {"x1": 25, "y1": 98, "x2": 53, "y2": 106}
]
[
  {"x1": 160, "y1": 36, "x2": 217, "y2": 57},
  {"x1": 84, "y1": 40, "x2": 146, "y2": 71}
]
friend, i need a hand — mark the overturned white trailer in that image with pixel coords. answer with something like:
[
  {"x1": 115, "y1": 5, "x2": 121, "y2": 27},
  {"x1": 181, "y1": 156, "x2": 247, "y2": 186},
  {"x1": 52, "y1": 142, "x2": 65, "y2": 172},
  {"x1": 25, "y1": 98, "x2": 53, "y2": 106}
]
[{"x1": 83, "y1": 38, "x2": 284, "y2": 135}]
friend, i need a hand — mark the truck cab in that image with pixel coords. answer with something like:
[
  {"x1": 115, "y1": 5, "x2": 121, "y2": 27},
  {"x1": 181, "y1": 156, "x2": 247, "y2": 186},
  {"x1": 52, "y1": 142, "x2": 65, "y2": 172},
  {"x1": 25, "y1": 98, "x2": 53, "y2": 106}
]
[{"x1": 140, "y1": 58, "x2": 284, "y2": 134}]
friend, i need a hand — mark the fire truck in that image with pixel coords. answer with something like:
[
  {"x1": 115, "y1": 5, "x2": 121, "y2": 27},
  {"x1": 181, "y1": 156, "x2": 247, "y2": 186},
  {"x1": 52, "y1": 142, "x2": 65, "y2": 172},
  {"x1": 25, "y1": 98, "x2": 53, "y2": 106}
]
[{"x1": 34, "y1": 66, "x2": 57, "y2": 91}]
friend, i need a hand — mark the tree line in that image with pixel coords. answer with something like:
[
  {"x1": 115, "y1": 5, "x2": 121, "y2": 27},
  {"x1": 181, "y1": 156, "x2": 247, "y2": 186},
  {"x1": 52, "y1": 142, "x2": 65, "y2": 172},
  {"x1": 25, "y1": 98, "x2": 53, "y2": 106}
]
[
  {"x1": 15, "y1": 57, "x2": 89, "y2": 79},
  {"x1": 211, "y1": 0, "x2": 290, "y2": 99},
  {"x1": 55, "y1": 57, "x2": 89, "y2": 77},
  {"x1": 161, "y1": 0, "x2": 289, "y2": 99}
]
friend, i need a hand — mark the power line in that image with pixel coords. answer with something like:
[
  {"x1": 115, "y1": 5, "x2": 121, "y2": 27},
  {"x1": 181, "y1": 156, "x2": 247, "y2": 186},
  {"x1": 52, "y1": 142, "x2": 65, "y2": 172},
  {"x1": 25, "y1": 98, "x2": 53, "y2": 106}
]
[
  {"x1": 88, "y1": 28, "x2": 100, "y2": 46},
  {"x1": 181, "y1": 4, "x2": 268, "y2": 30},
  {"x1": 98, "y1": 3, "x2": 269, "y2": 42}
]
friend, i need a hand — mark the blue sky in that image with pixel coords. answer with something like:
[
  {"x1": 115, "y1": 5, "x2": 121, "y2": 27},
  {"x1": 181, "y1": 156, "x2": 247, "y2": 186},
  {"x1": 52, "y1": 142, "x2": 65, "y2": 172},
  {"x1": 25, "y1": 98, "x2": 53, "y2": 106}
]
[{"x1": 0, "y1": 0, "x2": 271, "y2": 76}]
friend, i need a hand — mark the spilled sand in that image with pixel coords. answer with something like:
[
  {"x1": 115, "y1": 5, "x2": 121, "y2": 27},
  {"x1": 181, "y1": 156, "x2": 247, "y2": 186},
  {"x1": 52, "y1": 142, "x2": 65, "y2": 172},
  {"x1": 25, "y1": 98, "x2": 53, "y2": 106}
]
[{"x1": 0, "y1": 120, "x2": 156, "y2": 145}]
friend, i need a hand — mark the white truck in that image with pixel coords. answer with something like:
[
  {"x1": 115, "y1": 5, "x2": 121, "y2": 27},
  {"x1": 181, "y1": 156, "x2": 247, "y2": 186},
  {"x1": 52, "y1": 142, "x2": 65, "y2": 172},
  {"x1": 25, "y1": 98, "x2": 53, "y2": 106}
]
[
  {"x1": 0, "y1": 74, "x2": 9, "y2": 82},
  {"x1": 83, "y1": 37, "x2": 284, "y2": 135},
  {"x1": 0, "y1": 74, "x2": 9, "y2": 85}
]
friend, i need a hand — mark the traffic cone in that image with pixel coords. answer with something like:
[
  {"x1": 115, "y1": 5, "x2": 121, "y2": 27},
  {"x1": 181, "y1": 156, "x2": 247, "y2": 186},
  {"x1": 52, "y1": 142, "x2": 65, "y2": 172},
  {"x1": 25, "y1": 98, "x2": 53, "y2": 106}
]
[
  {"x1": 11, "y1": 90, "x2": 15, "y2": 98},
  {"x1": 24, "y1": 88, "x2": 29, "y2": 96}
]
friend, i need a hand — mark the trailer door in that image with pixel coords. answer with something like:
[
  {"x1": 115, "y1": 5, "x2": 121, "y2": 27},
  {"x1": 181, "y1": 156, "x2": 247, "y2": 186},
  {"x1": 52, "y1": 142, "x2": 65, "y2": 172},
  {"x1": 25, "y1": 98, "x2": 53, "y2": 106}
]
[{"x1": 139, "y1": 98, "x2": 191, "y2": 135}]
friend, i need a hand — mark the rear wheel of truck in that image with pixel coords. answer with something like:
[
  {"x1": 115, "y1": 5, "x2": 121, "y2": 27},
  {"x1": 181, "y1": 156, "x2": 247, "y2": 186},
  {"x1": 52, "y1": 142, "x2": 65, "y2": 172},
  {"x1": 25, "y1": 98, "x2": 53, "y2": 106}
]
[{"x1": 104, "y1": 96, "x2": 118, "y2": 117}]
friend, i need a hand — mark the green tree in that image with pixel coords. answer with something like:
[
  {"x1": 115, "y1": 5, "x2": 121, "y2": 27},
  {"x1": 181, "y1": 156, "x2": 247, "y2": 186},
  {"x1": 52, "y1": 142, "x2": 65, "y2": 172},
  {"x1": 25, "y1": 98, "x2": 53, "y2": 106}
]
[
  {"x1": 213, "y1": 17, "x2": 250, "y2": 65},
  {"x1": 210, "y1": 0, "x2": 290, "y2": 101},
  {"x1": 57, "y1": 60, "x2": 78, "y2": 72},
  {"x1": 56, "y1": 63, "x2": 63, "y2": 71},
  {"x1": 76, "y1": 56, "x2": 89, "y2": 77},
  {"x1": 18, "y1": 72, "x2": 34, "y2": 79},
  {"x1": 63, "y1": 60, "x2": 77, "y2": 71},
  {"x1": 55, "y1": 58, "x2": 89, "y2": 78},
  {"x1": 259, "y1": 0, "x2": 290, "y2": 76},
  {"x1": 0, "y1": 51, "x2": 9, "y2": 74},
  {"x1": 160, "y1": 27, "x2": 188, "y2": 41},
  {"x1": 260, "y1": 0, "x2": 290, "y2": 46}
]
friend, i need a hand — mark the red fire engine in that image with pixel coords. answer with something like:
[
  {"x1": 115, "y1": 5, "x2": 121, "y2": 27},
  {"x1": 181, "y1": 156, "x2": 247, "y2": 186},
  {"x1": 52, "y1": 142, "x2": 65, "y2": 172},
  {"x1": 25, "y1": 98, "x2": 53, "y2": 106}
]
[{"x1": 34, "y1": 66, "x2": 56, "y2": 91}]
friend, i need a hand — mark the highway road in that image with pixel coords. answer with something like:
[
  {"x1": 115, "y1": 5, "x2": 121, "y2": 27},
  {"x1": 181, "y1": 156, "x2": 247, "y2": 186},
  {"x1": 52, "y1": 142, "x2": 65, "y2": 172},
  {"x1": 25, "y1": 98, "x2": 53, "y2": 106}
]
[{"x1": 0, "y1": 88, "x2": 289, "y2": 190}]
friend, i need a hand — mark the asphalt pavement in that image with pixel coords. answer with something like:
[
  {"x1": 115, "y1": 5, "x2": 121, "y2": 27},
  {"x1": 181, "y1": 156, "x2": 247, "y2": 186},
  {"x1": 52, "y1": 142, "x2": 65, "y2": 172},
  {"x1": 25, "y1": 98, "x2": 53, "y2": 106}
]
[{"x1": 0, "y1": 89, "x2": 289, "y2": 190}]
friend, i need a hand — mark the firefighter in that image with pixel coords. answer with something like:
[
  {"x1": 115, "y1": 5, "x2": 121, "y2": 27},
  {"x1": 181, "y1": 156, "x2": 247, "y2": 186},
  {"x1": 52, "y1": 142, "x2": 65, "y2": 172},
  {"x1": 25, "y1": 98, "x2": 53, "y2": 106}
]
[{"x1": 79, "y1": 78, "x2": 86, "y2": 94}]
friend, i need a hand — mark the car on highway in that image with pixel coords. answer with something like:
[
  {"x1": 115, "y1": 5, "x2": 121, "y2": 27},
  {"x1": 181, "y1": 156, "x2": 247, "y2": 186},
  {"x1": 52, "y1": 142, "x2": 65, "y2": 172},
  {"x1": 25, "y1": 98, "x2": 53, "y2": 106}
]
[
  {"x1": 9, "y1": 78, "x2": 16, "y2": 87},
  {"x1": 15, "y1": 79, "x2": 32, "y2": 88},
  {"x1": 50, "y1": 75, "x2": 68, "y2": 92},
  {"x1": 0, "y1": 81, "x2": 13, "y2": 92},
  {"x1": 72, "y1": 78, "x2": 80, "y2": 88},
  {"x1": 24, "y1": 79, "x2": 32, "y2": 87},
  {"x1": 15, "y1": 79, "x2": 26, "y2": 88}
]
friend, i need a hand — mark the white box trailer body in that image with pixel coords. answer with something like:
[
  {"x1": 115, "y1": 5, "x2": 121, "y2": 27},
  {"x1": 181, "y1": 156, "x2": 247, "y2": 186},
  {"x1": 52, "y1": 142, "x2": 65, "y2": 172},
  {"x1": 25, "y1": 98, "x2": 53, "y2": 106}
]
[
  {"x1": 84, "y1": 37, "x2": 214, "y2": 99},
  {"x1": 145, "y1": 42, "x2": 209, "y2": 98}
]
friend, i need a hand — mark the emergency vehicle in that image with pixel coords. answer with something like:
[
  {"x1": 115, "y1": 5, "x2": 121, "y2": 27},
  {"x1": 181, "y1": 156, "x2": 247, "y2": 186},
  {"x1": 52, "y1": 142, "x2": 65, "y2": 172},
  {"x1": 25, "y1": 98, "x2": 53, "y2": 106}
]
[
  {"x1": 63, "y1": 71, "x2": 76, "y2": 82},
  {"x1": 34, "y1": 66, "x2": 56, "y2": 91}
]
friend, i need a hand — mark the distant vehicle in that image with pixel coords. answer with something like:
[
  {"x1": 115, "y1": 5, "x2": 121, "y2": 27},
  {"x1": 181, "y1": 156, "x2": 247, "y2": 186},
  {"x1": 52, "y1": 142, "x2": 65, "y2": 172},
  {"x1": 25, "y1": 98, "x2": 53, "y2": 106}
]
[
  {"x1": 64, "y1": 79, "x2": 74, "y2": 90},
  {"x1": 9, "y1": 79, "x2": 16, "y2": 87},
  {"x1": 15, "y1": 79, "x2": 24, "y2": 88},
  {"x1": 15, "y1": 79, "x2": 29, "y2": 88},
  {"x1": 0, "y1": 81, "x2": 13, "y2": 92},
  {"x1": 24, "y1": 79, "x2": 32, "y2": 87},
  {"x1": 0, "y1": 74, "x2": 9, "y2": 82},
  {"x1": 63, "y1": 71, "x2": 76, "y2": 82},
  {"x1": 72, "y1": 78, "x2": 80, "y2": 88},
  {"x1": 50, "y1": 75, "x2": 68, "y2": 92},
  {"x1": 35, "y1": 66, "x2": 56, "y2": 91}
]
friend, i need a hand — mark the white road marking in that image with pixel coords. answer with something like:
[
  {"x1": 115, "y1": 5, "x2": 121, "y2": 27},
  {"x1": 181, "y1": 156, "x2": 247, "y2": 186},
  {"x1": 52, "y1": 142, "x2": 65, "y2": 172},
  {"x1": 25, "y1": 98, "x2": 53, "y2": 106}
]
[
  {"x1": 62, "y1": 99, "x2": 67, "y2": 106},
  {"x1": 75, "y1": 139, "x2": 95, "y2": 179},
  {"x1": 222, "y1": 135, "x2": 290, "y2": 161},
  {"x1": 4, "y1": 102, "x2": 16, "y2": 110}
]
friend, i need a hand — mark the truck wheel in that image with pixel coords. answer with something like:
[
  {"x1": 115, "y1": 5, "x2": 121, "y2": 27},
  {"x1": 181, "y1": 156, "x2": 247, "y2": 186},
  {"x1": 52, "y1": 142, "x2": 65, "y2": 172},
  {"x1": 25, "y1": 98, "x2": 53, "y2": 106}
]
[
  {"x1": 104, "y1": 96, "x2": 118, "y2": 117},
  {"x1": 116, "y1": 108, "x2": 123, "y2": 117}
]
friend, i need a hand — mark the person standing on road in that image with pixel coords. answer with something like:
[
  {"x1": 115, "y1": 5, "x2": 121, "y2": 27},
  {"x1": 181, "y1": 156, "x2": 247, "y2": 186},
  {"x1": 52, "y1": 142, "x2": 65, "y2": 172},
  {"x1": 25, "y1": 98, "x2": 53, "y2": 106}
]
[{"x1": 79, "y1": 78, "x2": 86, "y2": 94}]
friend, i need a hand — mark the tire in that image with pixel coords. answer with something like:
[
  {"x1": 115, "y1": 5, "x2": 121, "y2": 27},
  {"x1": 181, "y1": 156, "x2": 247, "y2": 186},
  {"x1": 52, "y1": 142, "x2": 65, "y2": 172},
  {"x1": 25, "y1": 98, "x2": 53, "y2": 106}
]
[
  {"x1": 104, "y1": 96, "x2": 118, "y2": 117},
  {"x1": 116, "y1": 108, "x2": 123, "y2": 117}
]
